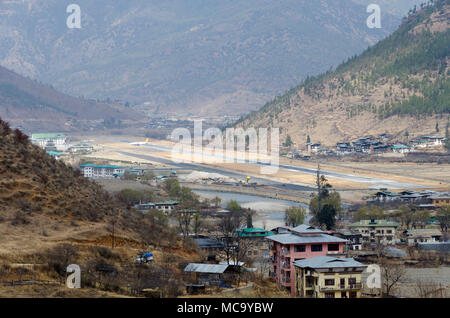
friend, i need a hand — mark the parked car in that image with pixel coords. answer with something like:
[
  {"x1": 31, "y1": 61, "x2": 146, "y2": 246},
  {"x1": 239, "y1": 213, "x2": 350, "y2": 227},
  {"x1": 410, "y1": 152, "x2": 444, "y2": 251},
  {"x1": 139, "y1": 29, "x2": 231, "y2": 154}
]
[{"x1": 134, "y1": 253, "x2": 154, "y2": 264}]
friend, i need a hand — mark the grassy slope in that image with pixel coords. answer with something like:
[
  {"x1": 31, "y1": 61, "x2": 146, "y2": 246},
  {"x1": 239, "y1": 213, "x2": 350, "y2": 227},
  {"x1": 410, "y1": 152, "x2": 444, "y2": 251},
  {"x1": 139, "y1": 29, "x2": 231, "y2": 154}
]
[{"x1": 0, "y1": 119, "x2": 200, "y2": 297}]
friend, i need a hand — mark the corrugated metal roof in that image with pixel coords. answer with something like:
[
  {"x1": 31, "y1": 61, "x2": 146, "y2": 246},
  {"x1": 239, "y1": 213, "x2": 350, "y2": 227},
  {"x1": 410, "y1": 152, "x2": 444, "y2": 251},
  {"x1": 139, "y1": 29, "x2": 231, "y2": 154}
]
[
  {"x1": 266, "y1": 233, "x2": 347, "y2": 244},
  {"x1": 184, "y1": 263, "x2": 229, "y2": 274},
  {"x1": 291, "y1": 224, "x2": 324, "y2": 234},
  {"x1": 194, "y1": 238, "x2": 225, "y2": 249},
  {"x1": 294, "y1": 256, "x2": 366, "y2": 269},
  {"x1": 32, "y1": 133, "x2": 66, "y2": 139},
  {"x1": 80, "y1": 164, "x2": 124, "y2": 169},
  {"x1": 349, "y1": 219, "x2": 399, "y2": 227}
]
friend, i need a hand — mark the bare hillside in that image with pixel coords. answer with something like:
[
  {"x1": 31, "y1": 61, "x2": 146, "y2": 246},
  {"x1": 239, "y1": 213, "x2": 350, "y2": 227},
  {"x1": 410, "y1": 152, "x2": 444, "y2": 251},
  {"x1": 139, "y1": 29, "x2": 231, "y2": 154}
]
[{"x1": 236, "y1": 1, "x2": 450, "y2": 147}]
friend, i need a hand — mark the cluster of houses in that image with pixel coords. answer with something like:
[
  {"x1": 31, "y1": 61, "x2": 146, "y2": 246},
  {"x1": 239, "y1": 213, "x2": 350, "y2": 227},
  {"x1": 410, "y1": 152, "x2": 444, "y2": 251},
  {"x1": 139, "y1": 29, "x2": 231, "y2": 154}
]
[
  {"x1": 286, "y1": 134, "x2": 446, "y2": 158},
  {"x1": 31, "y1": 133, "x2": 95, "y2": 159},
  {"x1": 371, "y1": 189, "x2": 450, "y2": 209},
  {"x1": 182, "y1": 213, "x2": 448, "y2": 298}
]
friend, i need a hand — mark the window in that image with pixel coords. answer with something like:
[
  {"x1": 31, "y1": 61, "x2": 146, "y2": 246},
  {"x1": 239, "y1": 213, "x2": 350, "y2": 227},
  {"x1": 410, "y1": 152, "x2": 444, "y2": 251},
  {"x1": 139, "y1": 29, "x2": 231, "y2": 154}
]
[
  {"x1": 328, "y1": 244, "x2": 339, "y2": 251},
  {"x1": 348, "y1": 278, "x2": 357, "y2": 285},
  {"x1": 325, "y1": 279, "x2": 335, "y2": 286},
  {"x1": 295, "y1": 245, "x2": 306, "y2": 252},
  {"x1": 387, "y1": 230, "x2": 392, "y2": 234},
  {"x1": 325, "y1": 292, "x2": 335, "y2": 298},
  {"x1": 311, "y1": 244, "x2": 323, "y2": 252},
  {"x1": 350, "y1": 292, "x2": 357, "y2": 298}
]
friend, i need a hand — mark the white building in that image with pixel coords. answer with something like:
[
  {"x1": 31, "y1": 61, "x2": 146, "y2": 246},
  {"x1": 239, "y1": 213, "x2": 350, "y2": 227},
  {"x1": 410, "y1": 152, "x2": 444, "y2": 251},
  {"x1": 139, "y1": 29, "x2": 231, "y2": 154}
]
[
  {"x1": 31, "y1": 133, "x2": 67, "y2": 150},
  {"x1": 405, "y1": 229, "x2": 442, "y2": 246},
  {"x1": 80, "y1": 164, "x2": 125, "y2": 179}
]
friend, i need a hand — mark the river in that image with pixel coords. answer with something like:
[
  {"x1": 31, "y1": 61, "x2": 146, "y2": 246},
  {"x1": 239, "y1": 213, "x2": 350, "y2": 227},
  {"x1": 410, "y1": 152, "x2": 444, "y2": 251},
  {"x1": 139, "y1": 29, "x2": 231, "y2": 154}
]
[{"x1": 193, "y1": 189, "x2": 312, "y2": 229}]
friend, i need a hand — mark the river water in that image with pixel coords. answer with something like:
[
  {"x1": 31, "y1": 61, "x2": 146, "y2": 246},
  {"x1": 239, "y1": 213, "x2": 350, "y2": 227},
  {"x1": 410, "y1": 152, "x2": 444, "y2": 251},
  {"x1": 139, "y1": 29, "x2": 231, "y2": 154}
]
[{"x1": 193, "y1": 190, "x2": 312, "y2": 229}]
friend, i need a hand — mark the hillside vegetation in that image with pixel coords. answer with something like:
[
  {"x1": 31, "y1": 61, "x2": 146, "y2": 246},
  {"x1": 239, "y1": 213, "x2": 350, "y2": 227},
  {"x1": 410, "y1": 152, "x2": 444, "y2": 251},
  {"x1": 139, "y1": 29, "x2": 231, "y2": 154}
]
[
  {"x1": 236, "y1": 0, "x2": 450, "y2": 146},
  {"x1": 0, "y1": 118, "x2": 199, "y2": 297}
]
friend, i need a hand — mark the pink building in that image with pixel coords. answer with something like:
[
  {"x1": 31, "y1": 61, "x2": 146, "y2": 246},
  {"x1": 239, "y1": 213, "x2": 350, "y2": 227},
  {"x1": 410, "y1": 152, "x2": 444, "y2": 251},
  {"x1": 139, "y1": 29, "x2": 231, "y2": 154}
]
[{"x1": 267, "y1": 225, "x2": 347, "y2": 296}]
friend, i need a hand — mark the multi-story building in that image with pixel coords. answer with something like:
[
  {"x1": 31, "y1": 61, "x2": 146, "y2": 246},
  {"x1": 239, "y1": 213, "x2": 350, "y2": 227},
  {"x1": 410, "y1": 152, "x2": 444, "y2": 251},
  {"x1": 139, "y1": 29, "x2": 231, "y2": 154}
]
[
  {"x1": 294, "y1": 256, "x2": 367, "y2": 298},
  {"x1": 235, "y1": 227, "x2": 274, "y2": 261},
  {"x1": 404, "y1": 229, "x2": 442, "y2": 246},
  {"x1": 334, "y1": 230, "x2": 363, "y2": 251},
  {"x1": 31, "y1": 133, "x2": 67, "y2": 150},
  {"x1": 266, "y1": 224, "x2": 347, "y2": 296},
  {"x1": 155, "y1": 200, "x2": 180, "y2": 214},
  {"x1": 349, "y1": 219, "x2": 399, "y2": 246},
  {"x1": 80, "y1": 164, "x2": 125, "y2": 179},
  {"x1": 430, "y1": 194, "x2": 450, "y2": 207}
]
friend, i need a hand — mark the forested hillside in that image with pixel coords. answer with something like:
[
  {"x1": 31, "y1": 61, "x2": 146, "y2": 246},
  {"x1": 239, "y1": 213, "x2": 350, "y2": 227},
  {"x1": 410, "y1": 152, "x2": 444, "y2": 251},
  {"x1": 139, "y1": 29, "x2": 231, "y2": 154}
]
[{"x1": 236, "y1": 0, "x2": 450, "y2": 146}]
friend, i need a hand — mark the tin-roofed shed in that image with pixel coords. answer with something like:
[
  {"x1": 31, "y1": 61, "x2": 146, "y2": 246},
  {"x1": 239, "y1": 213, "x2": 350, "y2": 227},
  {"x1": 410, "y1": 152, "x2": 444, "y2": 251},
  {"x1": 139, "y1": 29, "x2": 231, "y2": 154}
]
[{"x1": 183, "y1": 263, "x2": 234, "y2": 286}]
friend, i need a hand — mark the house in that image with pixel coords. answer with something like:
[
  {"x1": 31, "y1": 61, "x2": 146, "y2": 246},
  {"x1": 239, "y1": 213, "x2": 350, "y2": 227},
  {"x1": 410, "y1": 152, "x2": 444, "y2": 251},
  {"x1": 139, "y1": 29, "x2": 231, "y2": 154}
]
[
  {"x1": 155, "y1": 200, "x2": 180, "y2": 214},
  {"x1": 412, "y1": 136, "x2": 445, "y2": 149},
  {"x1": 349, "y1": 219, "x2": 399, "y2": 246},
  {"x1": 417, "y1": 242, "x2": 450, "y2": 253},
  {"x1": 430, "y1": 194, "x2": 450, "y2": 207},
  {"x1": 235, "y1": 228, "x2": 274, "y2": 260},
  {"x1": 374, "y1": 190, "x2": 401, "y2": 202},
  {"x1": 336, "y1": 142, "x2": 354, "y2": 155},
  {"x1": 31, "y1": 133, "x2": 67, "y2": 150},
  {"x1": 133, "y1": 202, "x2": 156, "y2": 211},
  {"x1": 46, "y1": 151, "x2": 62, "y2": 160},
  {"x1": 404, "y1": 229, "x2": 442, "y2": 246},
  {"x1": 307, "y1": 143, "x2": 321, "y2": 153},
  {"x1": 422, "y1": 136, "x2": 445, "y2": 146},
  {"x1": 80, "y1": 164, "x2": 125, "y2": 179},
  {"x1": 68, "y1": 143, "x2": 94, "y2": 153},
  {"x1": 334, "y1": 230, "x2": 363, "y2": 251},
  {"x1": 294, "y1": 256, "x2": 367, "y2": 298},
  {"x1": 266, "y1": 224, "x2": 347, "y2": 296},
  {"x1": 183, "y1": 263, "x2": 234, "y2": 286},
  {"x1": 391, "y1": 144, "x2": 411, "y2": 154},
  {"x1": 194, "y1": 238, "x2": 225, "y2": 253}
]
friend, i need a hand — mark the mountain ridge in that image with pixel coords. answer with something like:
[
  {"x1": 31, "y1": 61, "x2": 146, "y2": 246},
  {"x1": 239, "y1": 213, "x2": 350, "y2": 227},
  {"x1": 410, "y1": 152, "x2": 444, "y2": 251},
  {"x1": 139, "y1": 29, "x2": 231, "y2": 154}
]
[
  {"x1": 0, "y1": 65, "x2": 142, "y2": 132},
  {"x1": 235, "y1": 0, "x2": 450, "y2": 147},
  {"x1": 0, "y1": 0, "x2": 418, "y2": 116}
]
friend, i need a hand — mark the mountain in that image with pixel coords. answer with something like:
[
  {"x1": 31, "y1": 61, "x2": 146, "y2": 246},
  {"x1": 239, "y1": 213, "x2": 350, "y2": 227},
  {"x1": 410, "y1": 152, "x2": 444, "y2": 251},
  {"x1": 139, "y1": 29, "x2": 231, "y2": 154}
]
[
  {"x1": 235, "y1": 0, "x2": 450, "y2": 147},
  {"x1": 0, "y1": 0, "x2": 415, "y2": 116},
  {"x1": 0, "y1": 65, "x2": 141, "y2": 132}
]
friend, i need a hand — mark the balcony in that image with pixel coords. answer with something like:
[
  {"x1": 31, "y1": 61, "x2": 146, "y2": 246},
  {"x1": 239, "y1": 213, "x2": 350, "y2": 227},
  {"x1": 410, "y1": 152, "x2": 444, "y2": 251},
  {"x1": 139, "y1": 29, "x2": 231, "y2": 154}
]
[
  {"x1": 319, "y1": 283, "x2": 362, "y2": 291},
  {"x1": 282, "y1": 249, "x2": 290, "y2": 256}
]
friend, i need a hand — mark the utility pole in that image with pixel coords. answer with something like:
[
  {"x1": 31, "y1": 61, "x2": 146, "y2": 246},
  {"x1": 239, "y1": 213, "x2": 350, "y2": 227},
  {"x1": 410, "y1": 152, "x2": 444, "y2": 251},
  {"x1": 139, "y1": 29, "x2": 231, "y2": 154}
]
[{"x1": 317, "y1": 163, "x2": 322, "y2": 214}]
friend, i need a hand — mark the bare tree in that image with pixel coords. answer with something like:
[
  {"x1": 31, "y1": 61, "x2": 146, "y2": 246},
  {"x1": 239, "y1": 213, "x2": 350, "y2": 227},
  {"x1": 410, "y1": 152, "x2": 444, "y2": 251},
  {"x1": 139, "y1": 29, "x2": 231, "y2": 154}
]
[
  {"x1": 176, "y1": 210, "x2": 194, "y2": 239},
  {"x1": 216, "y1": 211, "x2": 246, "y2": 265},
  {"x1": 192, "y1": 212, "x2": 203, "y2": 237},
  {"x1": 415, "y1": 279, "x2": 445, "y2": 298},
  {"x1": 380, "y1": 260, "x2": 406, "y2": 297}
]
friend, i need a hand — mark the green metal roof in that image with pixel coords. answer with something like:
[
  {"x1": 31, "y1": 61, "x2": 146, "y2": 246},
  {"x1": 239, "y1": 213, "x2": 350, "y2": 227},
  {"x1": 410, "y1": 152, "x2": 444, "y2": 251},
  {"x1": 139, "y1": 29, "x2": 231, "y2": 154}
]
[
  {"x1": 391, "y1": 144, "x2": 410, "y2": 149},
  {"x1": 236, "y1": 228, "x2": 274, "y2": 237},
  {"x1": 349, "y1": 219, "x2": 399, "y2": 227},
  {"x1": 80, "y1": 164, "x2": 124, "y2": 169},
  {"x1": 32, "y1": 133, "x2": 66, "y2": 139},
  {"x1": 47, "y1": 151, "x2": 62, "y2": 156}
]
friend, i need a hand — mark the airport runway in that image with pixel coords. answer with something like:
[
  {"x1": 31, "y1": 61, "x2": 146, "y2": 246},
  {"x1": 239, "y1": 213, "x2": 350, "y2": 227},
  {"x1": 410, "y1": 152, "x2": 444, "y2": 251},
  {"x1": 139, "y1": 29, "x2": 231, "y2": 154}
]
[{"x1": 111, "y1": 142, "x2": 428, "y2": 190}]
